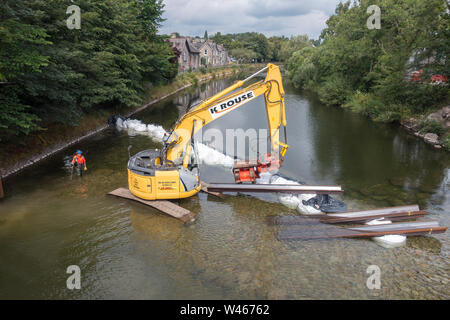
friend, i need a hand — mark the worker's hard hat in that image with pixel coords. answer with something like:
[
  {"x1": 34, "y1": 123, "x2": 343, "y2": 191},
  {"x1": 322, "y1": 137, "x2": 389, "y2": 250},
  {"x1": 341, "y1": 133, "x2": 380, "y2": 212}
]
[{"x1": 76, "y1": 150, "x2": 82, "y2": 154}]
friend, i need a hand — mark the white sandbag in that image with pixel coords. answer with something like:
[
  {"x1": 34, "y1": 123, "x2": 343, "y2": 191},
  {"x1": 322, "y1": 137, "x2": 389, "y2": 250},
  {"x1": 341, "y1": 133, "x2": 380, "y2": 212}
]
[
  {"x1": 268, "y1": 175, "x2": 303, "y2": 209},
  {"x1": 256, "y1": 172, "x2": 272, "y2": 184},
  {"x1": 278, "y1": 194, "x2": 301, "y2": 209},
  {"x1": 115, "y1": 117, "x2": 124, "y2": 129},
  {"x1": 373, "y1": 235, "x2": 407, "y2": 248},
  {"x1": 123, "y1": 119, "x2": 133, "y2": 127},
  {"x1": 257, "y1": 175, "x2": 320, "y2": 212},
  {"x1": 147, "y1": 124, "x2": 166, "y2": 141},
  {"x1": 122, "y1": 119, "x2": 136, "y2": 130},
  {"x1": 365, "y1": 219, "x2": 406, "y2": 248},
  {"x1": 127, "y1": 120, "x2": 147, "y2": 132},
  {"x1": 134, "y1": 123, "x2": 147, "y2": 132},
  {"x1": 271, "y1": 176, "x2": 300, "y2": 185},
  {"x1": 365, "y1": 218, "x2": 406, "y2": 248},
  {"x1": 366, "y1": 218, "x2": 392, "y2": 225}
]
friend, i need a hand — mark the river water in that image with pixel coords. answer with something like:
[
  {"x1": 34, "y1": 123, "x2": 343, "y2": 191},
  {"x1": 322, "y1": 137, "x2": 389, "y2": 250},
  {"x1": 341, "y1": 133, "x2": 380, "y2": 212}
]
[{"x1": 0, "y1": 76, "x2": 448, "y2": 299}]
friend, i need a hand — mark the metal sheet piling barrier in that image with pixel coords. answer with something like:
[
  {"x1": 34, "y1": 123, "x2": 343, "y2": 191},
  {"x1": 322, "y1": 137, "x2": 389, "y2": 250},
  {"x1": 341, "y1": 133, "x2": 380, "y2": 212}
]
[
  {"x1": 207, "y1": 183, "x2": 343, "y2": 194},
  {"x1": 277, "y1": 220, "x2": 447, "y2": 241}
]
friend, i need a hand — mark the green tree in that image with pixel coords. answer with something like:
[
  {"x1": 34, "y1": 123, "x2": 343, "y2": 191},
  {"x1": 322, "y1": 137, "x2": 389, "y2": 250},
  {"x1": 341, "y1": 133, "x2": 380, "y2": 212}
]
[
  {"x1": 0, "y1": 0, "x2": 51, "y2": 138},
  {"x1": 279, "y1": 35, "x2": 312, "y2": 62},
  {"x1": 0, "y1": 0, "x2": 177, "y2": 142},
  {"x1": 267, "y1": 36, "x2": 289, "y2": 61},
  {"x1": 212, "y1": 32, "x2": 307, "y2": 62},
  {"x1": 229, "y1": 48, "x2": 258, "y2": 63},
  {"x1": 286, "y1": 0, "x2": 449, "y2": 120},
  {"x1": 243, "y1": 33, "x2": 270, "y2": 62}
]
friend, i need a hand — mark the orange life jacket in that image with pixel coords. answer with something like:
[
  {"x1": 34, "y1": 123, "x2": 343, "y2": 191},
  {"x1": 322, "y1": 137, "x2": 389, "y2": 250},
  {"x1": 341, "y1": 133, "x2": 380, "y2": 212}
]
[{"x1": 72, "y1": 155, "x2": 86, "y2": 165}]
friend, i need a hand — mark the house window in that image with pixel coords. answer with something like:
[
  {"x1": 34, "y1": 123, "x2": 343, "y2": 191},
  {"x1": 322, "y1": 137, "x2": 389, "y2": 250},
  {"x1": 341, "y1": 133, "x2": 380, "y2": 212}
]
[
  {"x1": 204, "y1": 50, "x2": 207, "y2": 55},
  {"x1": 183, "y1": 52, "x2": 187, "y2": 62}
]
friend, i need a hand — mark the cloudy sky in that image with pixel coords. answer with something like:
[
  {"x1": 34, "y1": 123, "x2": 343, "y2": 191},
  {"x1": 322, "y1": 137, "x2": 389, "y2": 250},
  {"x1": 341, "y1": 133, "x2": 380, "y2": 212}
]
[{"x1": 159, "y1": 0, "x2": 342, "y2": 39}]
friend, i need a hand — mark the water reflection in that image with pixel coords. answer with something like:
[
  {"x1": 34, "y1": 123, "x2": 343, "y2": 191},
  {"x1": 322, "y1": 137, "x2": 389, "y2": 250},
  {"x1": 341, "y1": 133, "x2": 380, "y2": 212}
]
[{"x1": 174, "y1": 80, "x2": 229, "y2": 117}]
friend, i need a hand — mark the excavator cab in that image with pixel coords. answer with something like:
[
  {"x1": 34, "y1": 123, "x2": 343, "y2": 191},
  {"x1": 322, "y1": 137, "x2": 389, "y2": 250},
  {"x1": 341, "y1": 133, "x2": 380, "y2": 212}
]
[
  {"x1": 127, "y1": 149, "x2": 200, "y2": 200},
  {"x1": 127, "y1": 63, "x2": 288, "y2": 200}
]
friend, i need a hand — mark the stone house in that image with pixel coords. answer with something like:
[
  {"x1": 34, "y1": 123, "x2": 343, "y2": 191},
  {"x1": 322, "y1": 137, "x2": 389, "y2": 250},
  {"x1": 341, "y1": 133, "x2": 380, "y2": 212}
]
[
  {"x1": 168, "y1": 34, "x2": 200, "y2": 72},
  {"x1": 168, "y1": 34, "x2": 229, "y2": 72},
  {"x1": 215, "y1": 43, "x2": 229, "y2": 66},
  {"x1": 196, "y1": 41, "x2": 229, "y2": 67}
]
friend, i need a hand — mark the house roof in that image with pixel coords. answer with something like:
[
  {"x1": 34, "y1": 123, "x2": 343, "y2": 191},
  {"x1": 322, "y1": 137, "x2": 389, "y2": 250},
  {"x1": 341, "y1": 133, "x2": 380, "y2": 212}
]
[
  {"x1": 186, "y1": 40, "x2": 200, "y2": 54},
  {"x1": 168, "y1": 36, "x2": 227, "y2": 56},
  {"x1": 169, "y1": 37, "x2": 200, "y2": 54}
]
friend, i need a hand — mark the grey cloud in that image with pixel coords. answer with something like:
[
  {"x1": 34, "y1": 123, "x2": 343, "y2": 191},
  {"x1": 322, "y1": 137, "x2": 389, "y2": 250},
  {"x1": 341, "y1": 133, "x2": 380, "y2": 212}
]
[
  {"x1": 160, "y1": 0, "x2": 341, "y2": 38},
  {"x1": 244, "y1": 0, "x2": 337, "y2": 18}
]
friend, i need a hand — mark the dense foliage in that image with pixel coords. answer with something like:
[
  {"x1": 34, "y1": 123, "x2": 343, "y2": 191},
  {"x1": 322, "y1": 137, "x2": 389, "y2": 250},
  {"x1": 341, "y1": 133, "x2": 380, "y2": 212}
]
[
  {"x1": 0, "y1": 0, "x2": 177, "y2": 142},
  {"x1": 286, "y1": 0, "x2": 449, "y2": 122},
  {"x1": 211, "y1": 32, "x2": 313, "y2": 63}
]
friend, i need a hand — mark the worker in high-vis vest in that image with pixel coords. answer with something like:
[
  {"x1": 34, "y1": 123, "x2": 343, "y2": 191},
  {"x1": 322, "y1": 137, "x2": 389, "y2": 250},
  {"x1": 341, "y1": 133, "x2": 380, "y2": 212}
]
[{"x1": 72, "y1": 150, "x2": 87, "y2": 172}]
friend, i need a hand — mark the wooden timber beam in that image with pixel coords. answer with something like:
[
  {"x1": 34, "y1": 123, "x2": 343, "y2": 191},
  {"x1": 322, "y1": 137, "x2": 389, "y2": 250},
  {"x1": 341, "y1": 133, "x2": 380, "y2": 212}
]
[{"x1": 108, "y1": 188, "x2": 196, "y2": 223}]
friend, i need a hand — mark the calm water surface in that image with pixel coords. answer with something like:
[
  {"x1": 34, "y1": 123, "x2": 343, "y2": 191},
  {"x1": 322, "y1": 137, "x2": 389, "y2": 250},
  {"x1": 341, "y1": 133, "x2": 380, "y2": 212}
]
[{"x1": 0, "y1": 76, "x2": 448, "y2": 299}]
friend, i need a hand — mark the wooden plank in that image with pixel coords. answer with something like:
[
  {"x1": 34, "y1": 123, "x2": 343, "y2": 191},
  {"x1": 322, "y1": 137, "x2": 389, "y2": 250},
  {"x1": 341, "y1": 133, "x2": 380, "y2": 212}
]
[
  {"x1": 0, "y1": 177, "x2": 4, "y2": 199},
  {"x1": 108, "y1": 188, "x2": 196, "y2": 223},
  {"x1": 200, "y1": 181, "x2": 224, "y2": 198}
]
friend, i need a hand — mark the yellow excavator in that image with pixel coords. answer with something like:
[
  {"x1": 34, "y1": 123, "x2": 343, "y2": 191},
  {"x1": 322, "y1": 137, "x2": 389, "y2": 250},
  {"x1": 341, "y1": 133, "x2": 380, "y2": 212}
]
[{"x1": 127, "y1": 63, "x2": 289, "y2": 200}]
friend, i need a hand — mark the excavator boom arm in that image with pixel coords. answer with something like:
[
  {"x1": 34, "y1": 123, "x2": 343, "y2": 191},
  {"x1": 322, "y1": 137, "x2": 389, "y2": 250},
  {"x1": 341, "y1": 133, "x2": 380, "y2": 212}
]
[{"x1": 164, "y1": 64, "x2": 288, "y2": 166}]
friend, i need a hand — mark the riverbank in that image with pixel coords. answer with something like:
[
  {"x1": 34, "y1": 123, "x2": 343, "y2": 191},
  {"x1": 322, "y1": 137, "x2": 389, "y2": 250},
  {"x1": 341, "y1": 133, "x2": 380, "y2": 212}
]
[
  {"x1": 0, "y1": 64, "x2": 264, "y2": 179},
  {"x1": 399, "y1": 106, "x2": 450, "y2": 150}
]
